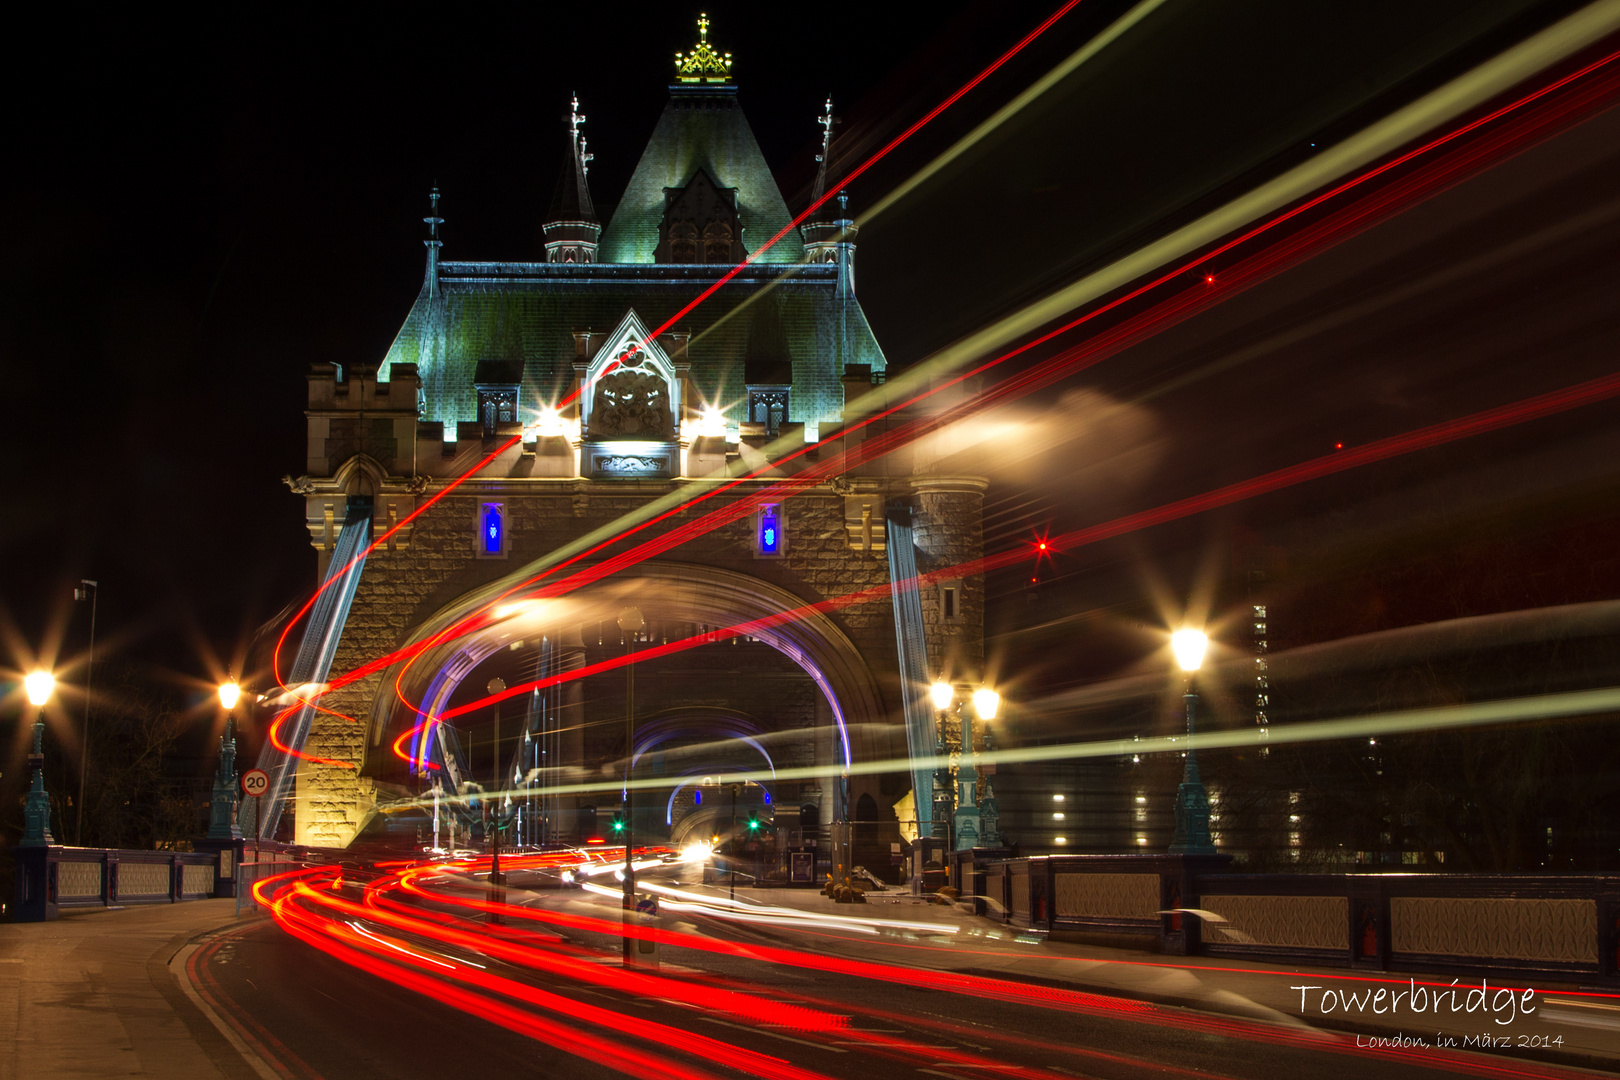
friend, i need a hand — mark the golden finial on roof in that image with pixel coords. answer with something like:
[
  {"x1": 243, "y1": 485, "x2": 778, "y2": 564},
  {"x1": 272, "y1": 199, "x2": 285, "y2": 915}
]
[{"x1": 674, "y1": 12, "x2": 734, "y2": 84}]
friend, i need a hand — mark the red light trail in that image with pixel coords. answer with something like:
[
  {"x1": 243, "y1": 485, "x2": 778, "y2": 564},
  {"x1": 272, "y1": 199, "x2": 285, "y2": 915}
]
[
  {"x1": 427, "y1": 365, "x2": 1620, "y2": 728},
  {"x1": 262, "y1": 0, "x2": 1090, "y2": 766},
  {"x1": 271, "y1": 32, "x2": 1620, "y2": 772},
  {"x1": 382, "y1": 36, "x2": 1620, "y2": 738},
  {"x1": 238, "y1": 858, "x2": 1595, "y2": 1080}
]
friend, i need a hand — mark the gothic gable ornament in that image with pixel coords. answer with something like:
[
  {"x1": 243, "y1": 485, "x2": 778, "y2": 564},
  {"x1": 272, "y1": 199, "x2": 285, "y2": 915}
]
[
  {"x1": 592, "y1": 368, "x2": 671, "y2": 438},
  {"x1": 579, "y1": 309, "x2": 685, "y2": 443}
]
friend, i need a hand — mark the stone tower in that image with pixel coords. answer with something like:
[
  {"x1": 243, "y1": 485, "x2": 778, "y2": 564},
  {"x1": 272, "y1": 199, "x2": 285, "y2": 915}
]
[{"x1": 270, "y1": 17, "x2": 987, "y2": 861}]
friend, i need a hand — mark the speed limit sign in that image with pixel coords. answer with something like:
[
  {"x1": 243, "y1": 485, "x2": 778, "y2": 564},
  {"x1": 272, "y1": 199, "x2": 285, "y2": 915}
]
[{"x1": 242, "y1": 769, "x2": 270, "y2": 798}]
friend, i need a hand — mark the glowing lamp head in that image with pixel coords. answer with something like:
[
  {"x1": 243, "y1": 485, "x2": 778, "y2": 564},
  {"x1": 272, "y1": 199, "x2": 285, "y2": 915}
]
[
  {"x1": 696, "y1": 405, "x2": 728, "y2": 437},
  {"x1": 24, "y1": 671, "x2": 54, "y2": 706},
  {"x1": 616, "y1": 606, "x2": 644, "y2": 634},
  {"x1": 218, "y1": 680, "x2": 241, "y2": 710},
  {"x1": 972, "y1": 687, "x2": 1000, "y2": 721},
  {"x1": 930, "y1": 681, "x2": 954, "y2": 711},
  {"x1": 533, "y1": 407, "x2": 565, "y2": 437},
  {"x1": 1171, "y1": 628, "x2": 1209, "y2": 672}
]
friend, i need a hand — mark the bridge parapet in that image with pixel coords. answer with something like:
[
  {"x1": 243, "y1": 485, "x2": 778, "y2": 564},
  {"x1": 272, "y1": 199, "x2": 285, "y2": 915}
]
[{"x1": 973, "y1": 853, "x2": 1620, "y2": 986}]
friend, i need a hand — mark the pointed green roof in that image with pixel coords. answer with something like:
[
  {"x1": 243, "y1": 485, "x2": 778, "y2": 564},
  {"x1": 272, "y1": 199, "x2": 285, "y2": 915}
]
[{"x1": 599, "y1": 88, "x2": 805, "y2": 265}]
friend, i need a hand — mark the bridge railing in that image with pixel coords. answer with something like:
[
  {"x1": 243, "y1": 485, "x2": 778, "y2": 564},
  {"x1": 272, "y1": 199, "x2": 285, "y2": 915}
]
[
  {"x1": 967, "y1": 852, "x2": 1620, "y2": 986},
  {"x1": 9, "y1": 844, "x2": 221, "y2": 921},
  {"x1": 7, "y1": 838, "x2": 351, "y2": 922}
]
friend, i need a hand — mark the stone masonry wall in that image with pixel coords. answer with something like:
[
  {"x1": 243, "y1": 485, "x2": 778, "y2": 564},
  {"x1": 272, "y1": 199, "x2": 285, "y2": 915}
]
[{"x1": 295, "y1": 479, "x2": 913, "y2": 846}]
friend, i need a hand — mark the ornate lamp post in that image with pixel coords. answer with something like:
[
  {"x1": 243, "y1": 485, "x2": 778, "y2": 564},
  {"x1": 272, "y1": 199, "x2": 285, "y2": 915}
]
[
  {"x1": 73, "y1": 579, "x2": 97, "y2": 845},
  {"x1": 971, "y1": 687, "x2": 1001, "y2": 848},
  {"x1": 22, "y1": 671, "x2": 56, "y2": 846},
  {"x1": 617, "y1": 605, "x2": 643, "y2": 965},
  {"x1": 930, "y1": 681, "x2": 1000, "y2": 852},
  {"x1": 208, "y1": 679, "x2": 244, "y2": 841},
  {"x1": 1167, "y1": 629, "x2": 1217, "y2": 855},
  {"x1": 929, "y1": 681, "x2": 955, "y2": 846}
]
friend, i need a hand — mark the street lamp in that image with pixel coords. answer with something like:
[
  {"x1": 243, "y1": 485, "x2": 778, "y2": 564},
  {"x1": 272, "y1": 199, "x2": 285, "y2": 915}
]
[
  {"x1": 1167, "y1": 628, "x2": 1216, "y2": 855},
  {"x1": 73, "y1": 579, "x2": 97, "y2": 846},
  {"x1": 932, "y1": 681, "x2": 1001, "y2": 852},
  {"x1": 24, "y1": 671, "x2": 55, "y2": 707},
  {"x1": 209, "y1": 679, "x2": 243, "y2": 841},
  {"x1": 616, "y1": 605, "x2": 644, "y2": 965},
  {"x1": 484, "y1": 675, "x2": 510, "y2": 922},
  {"x1": 22, "y1": 671, "x2": 56, "y2": 846}
]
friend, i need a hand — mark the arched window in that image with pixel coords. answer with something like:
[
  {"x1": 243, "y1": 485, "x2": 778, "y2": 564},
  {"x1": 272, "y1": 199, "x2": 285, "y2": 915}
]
[
  {"x1": 670, "y1": 221, "x2": 698, "y2": 262},
  {"x1": 703, "y1": 220, "x2": 732, "y2": 262}
]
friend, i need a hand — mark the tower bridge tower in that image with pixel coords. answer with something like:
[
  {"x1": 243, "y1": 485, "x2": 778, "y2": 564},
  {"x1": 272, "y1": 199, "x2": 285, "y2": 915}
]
[{"x1": 271, "y1": 18, "x2": 986, "y2": 864}]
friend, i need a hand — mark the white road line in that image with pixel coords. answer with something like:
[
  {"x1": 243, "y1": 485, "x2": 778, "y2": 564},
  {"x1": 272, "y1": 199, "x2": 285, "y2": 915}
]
[
  {"x1": 167, "y1": 944, "x2": 281, "y2": 1080},
  {"x1": 698, "y1": 1016, "x2": 849, "y2": 1052}
]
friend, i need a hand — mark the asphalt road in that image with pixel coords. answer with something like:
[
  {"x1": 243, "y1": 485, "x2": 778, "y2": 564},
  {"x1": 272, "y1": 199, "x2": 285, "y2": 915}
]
[{"x1": 192, "y1": 884, "x2": 1575, "y2": 1080}]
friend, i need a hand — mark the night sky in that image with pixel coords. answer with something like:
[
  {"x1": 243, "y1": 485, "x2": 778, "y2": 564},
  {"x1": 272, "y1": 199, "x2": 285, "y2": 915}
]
[{"x1": 4, "y1": 0, "x2": 1614, "y2": 742}]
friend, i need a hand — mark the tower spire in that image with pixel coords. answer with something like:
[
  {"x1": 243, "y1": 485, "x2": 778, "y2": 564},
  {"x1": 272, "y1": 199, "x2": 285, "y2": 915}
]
[
  {"x1": 423, "y1": 186, "x2": 443, "y2": 299},
  {"x1": 571, "y1": 93, "x2": 595, "y2": 179},
  {"x1": 801, "y1": 103, "x2": 856, "y2": 287},
  {"x1": 811, "y1": 96, "x2": 836, "y2": 209},
  {"x1": 544, "y1": 94, "x2": 601, "y2": 264}
]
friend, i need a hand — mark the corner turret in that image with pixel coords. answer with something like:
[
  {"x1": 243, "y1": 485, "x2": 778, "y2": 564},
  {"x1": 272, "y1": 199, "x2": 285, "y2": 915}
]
[
  {"x1": 801, "y1": 102, "x2": 858, "y2": 296},
  {"x1": 543, "y1": 95, "x2": 602, "y2": 264}
]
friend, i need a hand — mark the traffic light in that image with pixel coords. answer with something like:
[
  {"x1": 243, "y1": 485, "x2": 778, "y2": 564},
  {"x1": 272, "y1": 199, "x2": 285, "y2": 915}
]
[
  {"x1": 747, "y1": 815, "x2": 760, "y2": 832},
  {"x1": 611, "y1": 811, "x2": 624, "y2": 834}
]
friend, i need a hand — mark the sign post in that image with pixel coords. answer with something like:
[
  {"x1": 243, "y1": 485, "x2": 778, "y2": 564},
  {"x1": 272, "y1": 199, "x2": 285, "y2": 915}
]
[{"x1": 241, "y1": 769, "x2": 269, "y2": 897}]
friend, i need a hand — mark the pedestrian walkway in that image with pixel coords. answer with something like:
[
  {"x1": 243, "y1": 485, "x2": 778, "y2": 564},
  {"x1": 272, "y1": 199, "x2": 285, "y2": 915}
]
[{"x1": 0, "y1": 900, "x2": 255, "y2": 1080}]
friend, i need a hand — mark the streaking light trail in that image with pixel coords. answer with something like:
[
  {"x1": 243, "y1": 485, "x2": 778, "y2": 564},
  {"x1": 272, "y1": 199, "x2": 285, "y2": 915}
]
[
  {"x1": 420, "y1": 367, "x2": 1620, "y2": 736},
  {"x1": 262, "y1": 0, "x2": 1090, "y2": 765},
  {"x1": 401, "y1": 684, "x2": 1620, "y2": 808},
  {"x1": 371, "y1": 35, "x2": 1620, "y2": 764},
  {"x1": 244, "y1": 857, "x2": 1595, "y2": 1080},
  {"x1": 275, "y1": 9, "x2": 1620, "y2": 790}
]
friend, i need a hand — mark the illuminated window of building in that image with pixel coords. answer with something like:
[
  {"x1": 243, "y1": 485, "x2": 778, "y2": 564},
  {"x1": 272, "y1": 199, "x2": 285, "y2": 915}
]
[
  {"x1": 746, "y1": 388, "x2": 789, "y2": 435},
  {"x1": 755, "y1": 504, "x2": 785, "y2": 558},
  {"x1": 476, "y1": 501, "x2": 508, "y2": 559}
]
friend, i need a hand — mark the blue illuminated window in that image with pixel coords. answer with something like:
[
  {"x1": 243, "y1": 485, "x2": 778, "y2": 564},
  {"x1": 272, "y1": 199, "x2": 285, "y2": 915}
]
[
  {"x1": 758, "y1": 505, "x2": 782, "y2": 556},
  {"x1": 480, "y1": 502, "x2": 505, "y2": 557}
]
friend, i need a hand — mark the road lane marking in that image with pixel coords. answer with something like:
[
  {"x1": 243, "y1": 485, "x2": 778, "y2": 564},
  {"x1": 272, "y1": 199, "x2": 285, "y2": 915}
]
[
  {"x1": 699, "y1": 1016, "x2": 849, "y2": 1052},
  {"x1": 168, "y1": 943, "x2": 283, "y2": 1080}
]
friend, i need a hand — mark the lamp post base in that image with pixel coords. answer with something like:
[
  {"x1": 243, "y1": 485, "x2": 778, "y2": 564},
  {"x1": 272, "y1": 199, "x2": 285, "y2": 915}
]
[{"x1": 1168, "y1": 778, "x2": 1217, "y2": 856}]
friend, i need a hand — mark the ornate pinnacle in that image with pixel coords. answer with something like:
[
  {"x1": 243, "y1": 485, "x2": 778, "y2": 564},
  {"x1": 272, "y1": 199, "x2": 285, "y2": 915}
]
[
  {"x1": 674, "y1": 12, "x2": 734, "y2": 83},
  {"x1": 569, "y1": 93, "x2": 585, "y2": 139},
  {"x1": 811, "y1": 98, "x2": 837, "y2": 208},
  {"x1": 424, "y1": 186, "x2": 443, "y2": 243}
]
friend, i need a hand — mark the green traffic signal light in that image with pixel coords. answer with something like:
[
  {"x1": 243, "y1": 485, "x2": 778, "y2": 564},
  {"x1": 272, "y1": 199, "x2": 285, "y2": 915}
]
[
  {"x1": 611, "y1": 812, "x2": 624, "y2": 833},
  {"x1": 747, "y1": 816, "x2": 759, "y2": 831}
]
